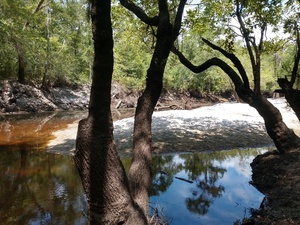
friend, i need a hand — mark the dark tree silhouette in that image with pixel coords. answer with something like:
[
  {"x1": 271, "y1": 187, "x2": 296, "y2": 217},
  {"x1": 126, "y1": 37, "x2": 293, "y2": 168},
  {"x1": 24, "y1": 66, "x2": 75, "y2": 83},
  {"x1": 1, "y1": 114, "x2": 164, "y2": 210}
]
[
  {"x1": 73, "y1": 1, "x2": 147, "y2": 224},
  {"x1": 277, "y1": 28, "x2": 300, "y2": 121},
  {"x1": 120, "y1": 0, "x2": 186, "y2": 214}
]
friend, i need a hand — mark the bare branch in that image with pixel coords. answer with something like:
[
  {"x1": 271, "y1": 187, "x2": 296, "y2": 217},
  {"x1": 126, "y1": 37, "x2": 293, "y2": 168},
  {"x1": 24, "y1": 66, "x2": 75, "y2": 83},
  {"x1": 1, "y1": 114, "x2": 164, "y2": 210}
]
[
  {"x1": 120, "y1": 0, "x2": 159, "y2": 26},
  {"x1": 173, "y1": 0, "x2": 187, "y2": 38},
  {"x1": 201, "y1": 38, "x2": 250, "y2": 89},
  {"x1": 235, "y1": 0, "x2": 256, "y2": 67},
  {"x1": 290, "y1": 29, "x2": 300, "y2": 87},
  {"x1": 171, "y1": 46, "x2": 244, "y2": 89}
]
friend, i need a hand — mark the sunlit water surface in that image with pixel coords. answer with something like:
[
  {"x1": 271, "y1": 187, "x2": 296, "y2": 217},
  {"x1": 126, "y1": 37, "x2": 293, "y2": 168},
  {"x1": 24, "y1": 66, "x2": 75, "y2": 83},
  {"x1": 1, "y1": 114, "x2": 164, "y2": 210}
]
[{"x1": 0, "y1": 111, "x2": 266, "y2": 224}]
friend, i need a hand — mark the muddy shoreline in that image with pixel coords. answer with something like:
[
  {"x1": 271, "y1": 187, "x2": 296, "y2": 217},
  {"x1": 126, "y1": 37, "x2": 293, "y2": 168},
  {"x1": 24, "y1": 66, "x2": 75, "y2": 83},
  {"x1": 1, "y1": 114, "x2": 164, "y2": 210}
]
[{"x1": 0, "y1": 80, "x2": 221, "y2": 114}]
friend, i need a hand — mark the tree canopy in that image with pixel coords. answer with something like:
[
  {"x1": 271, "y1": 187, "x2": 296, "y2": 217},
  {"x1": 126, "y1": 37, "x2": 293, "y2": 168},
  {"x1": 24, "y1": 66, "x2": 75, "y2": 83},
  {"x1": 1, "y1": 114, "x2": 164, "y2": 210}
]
[{"x1": 0, "y1": 0, "x2": 298, "y2": 95}]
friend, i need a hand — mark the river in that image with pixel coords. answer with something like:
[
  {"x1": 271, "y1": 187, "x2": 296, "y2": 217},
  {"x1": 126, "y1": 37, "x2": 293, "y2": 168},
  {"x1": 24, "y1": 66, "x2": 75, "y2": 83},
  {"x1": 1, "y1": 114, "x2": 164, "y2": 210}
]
[{"x1": 1, "y1": 99, "x2": 297, "y2": 224}]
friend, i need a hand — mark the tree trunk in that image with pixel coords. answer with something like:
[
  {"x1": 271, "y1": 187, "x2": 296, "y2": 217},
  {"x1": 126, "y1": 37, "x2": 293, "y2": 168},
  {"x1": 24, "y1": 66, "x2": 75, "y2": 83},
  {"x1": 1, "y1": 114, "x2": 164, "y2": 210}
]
[
  {"x1": 276, "y1": 28, "x2": 300, "y2": 122},
  {"x1": 128, "y1": 19, "x2": 173, "y2": 215},
  {"x1": 123, "y1": 0, "x2": 187, "y2": 215},
  {"x1": 18, "y1": 49, "x2": 25, "y2": 84},
  {"x1": 75, "y1": 117, "x2": 146, "y2": 225},
  {"x1": 73, "y1": 1, "x2": 146, "y2": 224},
  {"x1": 245, "y1": 93, "x2": 300, "y2": 153},
  {"x1": 277, "y1": 78, "x2": 300, "y2": 121},
  {"x1": 283, "y1": 90, "x2": 300, "y2": 122}
]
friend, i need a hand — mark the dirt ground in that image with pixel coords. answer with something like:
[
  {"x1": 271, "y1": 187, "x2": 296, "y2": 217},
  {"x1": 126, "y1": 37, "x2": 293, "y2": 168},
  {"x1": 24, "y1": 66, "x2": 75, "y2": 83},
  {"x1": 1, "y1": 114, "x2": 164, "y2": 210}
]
[{"x1": 245, "y1": 149, "x2": 300, "y2": 225}]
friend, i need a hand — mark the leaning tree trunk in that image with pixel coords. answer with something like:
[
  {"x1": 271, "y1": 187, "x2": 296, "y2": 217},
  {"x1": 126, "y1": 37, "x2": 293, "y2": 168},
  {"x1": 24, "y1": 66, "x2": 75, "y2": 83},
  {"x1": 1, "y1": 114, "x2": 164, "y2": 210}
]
[
  {"x1": 276, "y1": 29, "x2": 300, "y2": 121},
  {"x1": 73, "y1": 1, "x2": 146, "y2": 224},
  {"x1": 122, "y1": 0, "x2": 187, "y2": 215},
  {"x1": 282, "y1": 90, "x2": 300, "y2": 122},
  {"x1": 240, "y1": 90, "x2": 300, "y2": 153},
  {"x1": 277, "y1": 78, "x2": 300, "y2": 122},
  {"x1": 128, "y1": 19, "x2": 173, "y2": 215}
]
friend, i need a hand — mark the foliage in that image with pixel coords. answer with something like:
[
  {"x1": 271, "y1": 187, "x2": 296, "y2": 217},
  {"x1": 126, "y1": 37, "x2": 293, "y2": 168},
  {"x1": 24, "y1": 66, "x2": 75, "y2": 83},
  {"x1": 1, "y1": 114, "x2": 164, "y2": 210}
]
[
  {"x1": 182, "y1": 0, "x2": 299, "y2": 94},
  {"x1": 0, "y1": 0, "x2": 298, "y2": 94},
  {"x1": 112, "y1": 3, "x2": 152, "y2": 89},
  {"x1": 0, "y1": 0, "x2": 92, "y2": 86},
  {"x1": 165, "y1": 35, "x2": 232, "y2": 93}
]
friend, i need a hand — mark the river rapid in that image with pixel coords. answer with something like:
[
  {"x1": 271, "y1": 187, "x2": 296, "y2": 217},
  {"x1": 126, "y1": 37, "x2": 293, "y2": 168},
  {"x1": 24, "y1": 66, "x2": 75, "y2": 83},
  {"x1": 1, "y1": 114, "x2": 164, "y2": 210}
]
[{"x1": 46, "y1": 97, "x2": 300, "y2": 156}]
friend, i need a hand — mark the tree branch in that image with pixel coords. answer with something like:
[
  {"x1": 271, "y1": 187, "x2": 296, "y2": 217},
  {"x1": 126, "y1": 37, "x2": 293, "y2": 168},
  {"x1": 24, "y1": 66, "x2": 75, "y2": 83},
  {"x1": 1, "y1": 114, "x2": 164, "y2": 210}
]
[
  {"x1": 173, "y1": 0, "x2": 187, "y2": 38},
  {"x1": 235, "y1": 0, "x2": 256, "y2": 68},
  {"x1": 120, "y1": 0, "x2": 159, "y2": 26},
  {"x1": 258, "y1": 23, "x2": 266, "y2": 53},
  {"x1": 290, "y1": 28, "x2": 300, "y2": 87},
  {"x1": 23, "y1": 0, "x2": 47, "y2": 30},
  {"x1": 201, "y1": 38, "x2": 250, "y2": 89},
  {"x1": 171, "y1": 46, "x2": 244, "y2": 89}
]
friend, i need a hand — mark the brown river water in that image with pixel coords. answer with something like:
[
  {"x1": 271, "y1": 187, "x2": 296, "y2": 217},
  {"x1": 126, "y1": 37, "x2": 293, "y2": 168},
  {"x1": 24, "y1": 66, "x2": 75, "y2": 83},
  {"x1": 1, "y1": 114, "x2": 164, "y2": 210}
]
[{"x1": 0, "y1": 110, "x2": 267, "y2": 225}]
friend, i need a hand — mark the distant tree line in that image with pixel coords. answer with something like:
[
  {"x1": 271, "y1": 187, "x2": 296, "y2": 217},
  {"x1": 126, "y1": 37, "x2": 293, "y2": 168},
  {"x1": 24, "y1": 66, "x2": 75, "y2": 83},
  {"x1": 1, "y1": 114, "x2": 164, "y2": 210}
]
[{"x1": 0, "y1": 0, "x2": 298, "y2": 96}]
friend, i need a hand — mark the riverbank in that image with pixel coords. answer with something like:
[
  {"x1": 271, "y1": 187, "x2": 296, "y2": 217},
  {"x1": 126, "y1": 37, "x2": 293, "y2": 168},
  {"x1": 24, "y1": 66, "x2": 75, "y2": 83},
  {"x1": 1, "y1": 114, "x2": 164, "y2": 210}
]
[
  {"x1": 248, "y1": 149, "x2": 300, "y2": 225},
  {"x1": 0, "y1": 80, "x2": 221, "y2": 114}
]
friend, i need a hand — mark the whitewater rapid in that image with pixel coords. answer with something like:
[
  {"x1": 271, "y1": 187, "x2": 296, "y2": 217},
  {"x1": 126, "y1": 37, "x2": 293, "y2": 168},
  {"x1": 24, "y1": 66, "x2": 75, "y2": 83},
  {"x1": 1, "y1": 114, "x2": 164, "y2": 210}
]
[
  {"x1": 47, "y1": 98, "x2": 299, "y2": 155},
  {"x1": 114, "y1": 98, "x2": 299, "y2": 155}
]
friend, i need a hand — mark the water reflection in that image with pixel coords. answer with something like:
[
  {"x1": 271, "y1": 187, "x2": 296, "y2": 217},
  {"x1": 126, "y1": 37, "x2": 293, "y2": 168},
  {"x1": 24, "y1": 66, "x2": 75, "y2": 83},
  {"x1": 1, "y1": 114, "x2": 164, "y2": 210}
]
[
  {"x1": 0, "y1": 143, "x2": 265, "y2": 225},
  {"x1": 0, "y1": 146, "x2": 87, "y2": 225},
  {"x1": 0, "y1": 111, "x2": 84, "y2": 147},
  {"x1": 148, "y1": 149, "x2": 266, "y2": 225},
  {"x1": 182, "y1": 153, "x2": 226, "y2": 215}
]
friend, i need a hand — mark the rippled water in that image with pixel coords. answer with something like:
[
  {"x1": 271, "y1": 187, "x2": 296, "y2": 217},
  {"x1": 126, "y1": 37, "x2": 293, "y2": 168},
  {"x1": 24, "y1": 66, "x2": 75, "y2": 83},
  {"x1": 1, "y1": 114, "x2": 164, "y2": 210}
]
[{"x1": 0, "y1": 111, "x2": 267, "y2": 224}]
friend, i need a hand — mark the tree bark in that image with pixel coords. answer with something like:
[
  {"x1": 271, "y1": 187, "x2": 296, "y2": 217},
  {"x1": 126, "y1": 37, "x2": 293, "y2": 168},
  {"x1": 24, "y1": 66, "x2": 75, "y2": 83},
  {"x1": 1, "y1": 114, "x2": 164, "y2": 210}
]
[
  {"x1": 122, "y1": 0, "x2": 186, "y2": 215},
  {"x1": 74, "y1": 1, "x2": 146, "y2": 224},
  {"x1": 276, "y1": 30, "x2": 300, "y2": 122},
  {"x1": 277, "y1": 78, "x2": 300, "y2": 122},
  {"x1": 75, "y1": 117, "x2": 146, "y2": 225},
  {"x1": 18, "y1": 51, "x2": 25, "y2": 84},
  {"x1": 247, "y1": 93, "x2": 300, "y2": 153}
]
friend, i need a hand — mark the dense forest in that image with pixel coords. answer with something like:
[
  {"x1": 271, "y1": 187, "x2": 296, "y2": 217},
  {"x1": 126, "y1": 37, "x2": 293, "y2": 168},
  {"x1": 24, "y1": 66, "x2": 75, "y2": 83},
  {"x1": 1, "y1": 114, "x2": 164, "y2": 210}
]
[{"x1": 0, "y1": 0, "x2": 298, "y2": 95}]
